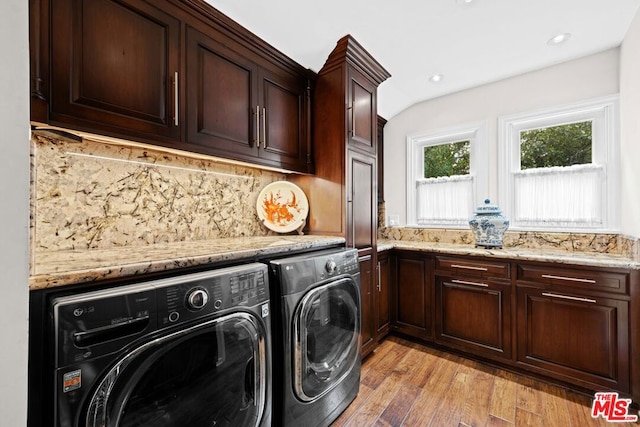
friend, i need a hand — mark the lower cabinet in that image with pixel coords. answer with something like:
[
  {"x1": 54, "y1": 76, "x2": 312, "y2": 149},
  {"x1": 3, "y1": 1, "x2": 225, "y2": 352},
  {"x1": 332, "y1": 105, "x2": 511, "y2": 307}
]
[
  {"x1": 375, "y1": 251, "x2": 391, "y2": 342},
  {"x1": 516, "y1": 284, "x2": 630, "y2": 392},
  {"x1": 391, "y1": 251, "x2": 432, "y2": 341},
  {"x1": 387, "y1": 250, "x2": 636, "y2": 399},
  {"x1": 435, "y1": 275, "x2": 512, "y2": 361},
  {"x1": 359, "y1": 253, "x2": 376, "y2": 358}
]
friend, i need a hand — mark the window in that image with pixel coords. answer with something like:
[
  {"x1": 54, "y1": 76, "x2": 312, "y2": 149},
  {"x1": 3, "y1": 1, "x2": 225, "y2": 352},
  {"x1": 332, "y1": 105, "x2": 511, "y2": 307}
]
[
  {"x1": 406, "y1": 123, "x2": 487, "y2": 227},
  {"x1": 498, "y1": 95, "x2": 619, "y2": 231}
]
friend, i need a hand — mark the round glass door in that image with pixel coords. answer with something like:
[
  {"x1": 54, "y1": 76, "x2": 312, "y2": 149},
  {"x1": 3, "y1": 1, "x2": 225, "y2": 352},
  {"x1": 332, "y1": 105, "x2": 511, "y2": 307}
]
[
  {"x1": 85, "y1": 312, "x2": 267, "y2": 427},
  {"x1": 293, "y1": 277, "x2": 360, "y2": 401}
]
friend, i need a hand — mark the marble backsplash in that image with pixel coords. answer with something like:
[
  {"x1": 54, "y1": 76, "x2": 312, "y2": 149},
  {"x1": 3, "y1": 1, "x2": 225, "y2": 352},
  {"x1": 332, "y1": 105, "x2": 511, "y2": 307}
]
[
  {"x1": 31, "y1": 129, "x2": 285, "y2": 254},
  {"x1": 378, "y1": 202, "x2": 640, "y2": 261}
]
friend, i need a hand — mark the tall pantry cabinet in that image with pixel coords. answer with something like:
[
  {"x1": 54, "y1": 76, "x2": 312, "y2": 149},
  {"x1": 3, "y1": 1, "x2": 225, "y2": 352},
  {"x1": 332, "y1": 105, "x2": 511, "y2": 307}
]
[{"x1": 293, "y1": 35, "x2": 390, "y2": 357}]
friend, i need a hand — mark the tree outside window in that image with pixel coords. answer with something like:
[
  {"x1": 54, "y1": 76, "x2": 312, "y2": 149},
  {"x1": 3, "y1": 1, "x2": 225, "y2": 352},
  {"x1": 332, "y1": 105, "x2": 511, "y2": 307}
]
[
  {"x1": 520, "y1": 121, "x2": 592, "y2": 170},
  {"x1": 423, "y1": 140, "x2": 470, "y2": 178}
]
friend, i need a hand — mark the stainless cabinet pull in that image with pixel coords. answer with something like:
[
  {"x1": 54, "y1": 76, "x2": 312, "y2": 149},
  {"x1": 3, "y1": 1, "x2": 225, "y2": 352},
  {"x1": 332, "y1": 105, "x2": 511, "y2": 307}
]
[
  {"x1": 173, "y1": 72, "x2": 179, "y2": 126},
  {"x1": 347, "y1": 105, "x2": 354, "y2": 136},
  {"x1": 377, "y1": 263, "x2": 381, "y2": 292},
  {"x1": 255, "y1": 105, "x2": 260, "y2": 147},
  {"x1": 347, "y1": 200, "x2": 355, "y2": 248},
  {"x1": 352, "y1": 102, "x2": 355, "y2": 137},
  {"x1": 451, "y1": 264, "x2": 488, "y2": 272},
  {"x1": 541, "y1": 274, "x2": 596, "y2": 284},
  {"x1": 542, "y1": 292, "x2": 596, "y2": 303},
  {"x1": 451, "y1": 279, "x2": 489, "y2": 288},
  {"x1": 262, "y1": 107, "x2": 266, "y2": 148}
]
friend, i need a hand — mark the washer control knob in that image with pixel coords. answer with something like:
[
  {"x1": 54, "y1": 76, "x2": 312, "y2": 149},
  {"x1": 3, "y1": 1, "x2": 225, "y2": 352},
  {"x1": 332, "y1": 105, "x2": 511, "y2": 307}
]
[
  {"x1": 186, "y1": 289, "x2": 209, "y2": 310},
  {"x1": 325, "y1": 259, "x2": 337, "y2": 274}
]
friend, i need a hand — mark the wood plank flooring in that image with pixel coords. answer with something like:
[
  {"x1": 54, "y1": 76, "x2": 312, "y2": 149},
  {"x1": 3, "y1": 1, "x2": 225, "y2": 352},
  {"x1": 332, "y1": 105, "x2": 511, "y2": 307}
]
[{"x1": 331, "y1": 336, "x2": 639, "y2": 427}]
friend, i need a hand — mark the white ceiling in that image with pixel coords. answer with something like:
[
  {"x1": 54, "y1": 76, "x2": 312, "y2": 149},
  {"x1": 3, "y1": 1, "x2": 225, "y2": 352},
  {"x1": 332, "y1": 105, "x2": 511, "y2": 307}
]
[{"x1": 206, "y1": 0, "x2": 640, "y2": 119}]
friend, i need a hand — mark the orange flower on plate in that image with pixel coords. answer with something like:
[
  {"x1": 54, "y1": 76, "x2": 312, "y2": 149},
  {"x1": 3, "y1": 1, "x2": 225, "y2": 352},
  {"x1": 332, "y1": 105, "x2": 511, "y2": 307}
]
[{"x1": 262, "y1": 190, "x2": 300, "y2": 226}]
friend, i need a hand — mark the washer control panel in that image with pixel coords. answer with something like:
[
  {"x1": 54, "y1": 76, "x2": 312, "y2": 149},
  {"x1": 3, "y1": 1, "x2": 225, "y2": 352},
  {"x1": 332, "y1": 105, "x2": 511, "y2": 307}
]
[
  {"x1": 157, "y1": 263, "x2": 269, "y2": 326},
  {"x1": 317, "y1": 249, "x2": 359, "y2": 278},
  {"x1": 51, "y1": 263, "x2": 269, "y2": 368}
]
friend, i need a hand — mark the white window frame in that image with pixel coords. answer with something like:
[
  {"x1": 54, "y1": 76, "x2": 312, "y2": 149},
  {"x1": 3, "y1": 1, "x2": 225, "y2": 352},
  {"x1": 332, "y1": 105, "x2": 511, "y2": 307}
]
[
  {"x1": 406, "y1": 122, "x2": 488, "y2": 227},
  {"x1": 498, "y1": 95, "x2": 620, "y2": 232}
]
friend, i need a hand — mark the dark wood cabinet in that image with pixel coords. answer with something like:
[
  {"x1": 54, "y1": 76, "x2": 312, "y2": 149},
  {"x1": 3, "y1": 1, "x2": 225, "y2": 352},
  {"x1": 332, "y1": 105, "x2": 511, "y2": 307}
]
[
  {"x1": 376, "y1": 251, "x2": 391, "y2": 341},
  {"x1": 291, "y1": 35, "x2": 389, "y2": 358},
  {"x1": 185, "y1": 26, "x2": 310, "y2": 172},
  {"x1": 386, "y1": 249, "x2": 638, "y2": 400},
  {"x1": 435, "y1": 275, "x2": 512, "y2": 360},
  {"x1": 258, "y1": 67, "x2": 310, "y2": 170},
  {"x1": 347, "y1": 150, "x2": 376, "y2": 249},
  {"x1": 391, "y1": 251, "x2": 432, "y2": 341},
  {"x1": 516, "y1": 263, "x2": 631, "y2": 393},
  {"x1": 433, "y1": 254, "x2": 512, "y2": 360},
  {"x1": 49, "y1": 0, "x2": 181, "y2": 141},
  {"x1": 32, "y1": 0, "x2": 313, "y2": 173},
  {"x1": 359, "y1": 254, "x2": 375, "y2": 357},
  {"x1": 347, "y1": 68, "x2": 377, "y2": 154}
]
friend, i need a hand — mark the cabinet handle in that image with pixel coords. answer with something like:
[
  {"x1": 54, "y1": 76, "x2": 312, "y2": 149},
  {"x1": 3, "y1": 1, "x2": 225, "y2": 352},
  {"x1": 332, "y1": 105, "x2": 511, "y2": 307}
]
[
  {"x1": 347, "y1": 199, "x2": 355, "y2": 249},
  {"x1": 451, "y1": 264, "x2": 488, "y2": 272},
  {"x1": 352, "y1": 102, "x2": 356, "y2": 137},
  {"x1": 451, "y1": 279, "x2": 489, "y2": 288},
  {"x1": 377, "y1": 263, "x2": 381, "y2": 292},
  {"x1": 347, "y1": 105, "x2": 354, "y2": 136},
  {"x1": 541, "y1": 274, "x2": 596, "y2": 284},
  {"x1": 255, "y1": 105, "x2": 260, "y2": 147},
  {"x1": 173, "y1": 72, "x2": 179, "y2": 126},
  {"x1": 262, "y1": 107, "x2": 266, "y2": 148},
  {"x1": 542, "y1": 292, "x2": 596, "y2": 304}
]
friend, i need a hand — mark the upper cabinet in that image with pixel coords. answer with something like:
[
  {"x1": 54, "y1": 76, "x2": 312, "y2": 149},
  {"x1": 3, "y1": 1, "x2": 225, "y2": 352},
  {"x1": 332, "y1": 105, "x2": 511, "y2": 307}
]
[
  {"x1": 347, "y1": 67, "x2": 377, "y2": 154},
  {"x1": 30, "y1": 0, "x2": 313, "y2": 173},
  {"x1": 48, "y1": 0, "x2": 181, "y2": 142},
  {"x1": 185, "y1": 26, "x2": 311, "y2": 172}
]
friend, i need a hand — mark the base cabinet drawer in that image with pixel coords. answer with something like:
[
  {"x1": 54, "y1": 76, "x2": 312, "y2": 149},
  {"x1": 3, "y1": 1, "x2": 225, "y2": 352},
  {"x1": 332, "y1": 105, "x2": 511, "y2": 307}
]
[
  {"x1": 435, "y1": 276, "x2": 511, "y2": 360},
  {"x1": 516, "y1": 286, "x2": 629, "y2": 392}
]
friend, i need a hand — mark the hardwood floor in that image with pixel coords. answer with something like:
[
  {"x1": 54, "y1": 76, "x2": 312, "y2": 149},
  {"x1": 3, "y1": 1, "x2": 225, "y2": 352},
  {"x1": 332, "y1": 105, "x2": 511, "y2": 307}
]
[{"x1": 332, "y1": 336, "x2": 639, "y2": 427}]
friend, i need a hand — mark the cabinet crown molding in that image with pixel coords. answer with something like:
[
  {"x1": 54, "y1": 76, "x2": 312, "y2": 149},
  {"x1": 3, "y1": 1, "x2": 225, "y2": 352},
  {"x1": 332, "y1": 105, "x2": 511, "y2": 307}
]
[{"x1": 321, "y1": 34, "x2": 391, "y2": 85}]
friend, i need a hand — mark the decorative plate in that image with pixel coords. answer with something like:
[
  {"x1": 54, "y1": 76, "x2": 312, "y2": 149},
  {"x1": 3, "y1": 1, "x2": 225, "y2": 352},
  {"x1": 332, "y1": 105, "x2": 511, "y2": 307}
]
[{"x1": 257, "y1": 181, "x2": 309, "y2": 233}]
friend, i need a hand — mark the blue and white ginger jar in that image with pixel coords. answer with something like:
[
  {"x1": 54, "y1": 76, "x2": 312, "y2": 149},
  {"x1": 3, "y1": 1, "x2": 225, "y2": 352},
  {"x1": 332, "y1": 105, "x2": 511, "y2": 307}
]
[{"x1": 468, "y1": 199, "x2": 509, "y2": 249}]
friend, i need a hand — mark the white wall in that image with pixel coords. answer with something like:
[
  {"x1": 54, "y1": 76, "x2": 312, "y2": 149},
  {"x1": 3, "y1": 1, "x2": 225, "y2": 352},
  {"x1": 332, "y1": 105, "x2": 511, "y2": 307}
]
[
  {"x1": 384, "y1": 49, "x2": 620, "y2": 226},
  {"x1": 0, "y1": 0, "x2": 30, "y2": 425},
  {"x1": 620, "y1": 10, "x2": 640, "y2": 237}
]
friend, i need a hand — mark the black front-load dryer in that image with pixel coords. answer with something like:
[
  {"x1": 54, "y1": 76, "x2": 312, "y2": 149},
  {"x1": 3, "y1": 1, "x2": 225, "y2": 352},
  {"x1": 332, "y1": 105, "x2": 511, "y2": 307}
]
[{"x1": 268, "y1": 247, "x2": 361, "y2": 427}]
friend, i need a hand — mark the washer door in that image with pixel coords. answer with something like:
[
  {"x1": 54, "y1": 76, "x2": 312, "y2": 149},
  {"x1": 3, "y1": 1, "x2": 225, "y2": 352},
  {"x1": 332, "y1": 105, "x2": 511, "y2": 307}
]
[
  {"x1": 85, "y1": 312, "x2": 268, "y2": 427},
  {"x1": 293, "y1": 277, "x2": 360, "y2": 401}
]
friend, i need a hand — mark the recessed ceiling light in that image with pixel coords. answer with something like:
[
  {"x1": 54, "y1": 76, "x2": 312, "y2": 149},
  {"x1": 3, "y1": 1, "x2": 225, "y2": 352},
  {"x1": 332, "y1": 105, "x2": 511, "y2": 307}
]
[
  {"x1": 429, "y1": 74, "x2": 444, "y2": 83},
  {"x1": 548, "y1": 33, "x2": 572, "y2": 45},
  {"x1": 456, "y1": 0, "x2": 475, "y2": 5}
]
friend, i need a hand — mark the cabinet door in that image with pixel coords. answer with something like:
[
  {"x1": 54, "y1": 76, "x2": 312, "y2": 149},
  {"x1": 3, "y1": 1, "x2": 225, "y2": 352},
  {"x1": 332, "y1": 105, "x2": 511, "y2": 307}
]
[
  {"x1": 347, "y1": 68, "x2": 377, "y2": 154},
  {"x1": 258, "y1": 68, "x2": 309, "y2": 172},
  {"x1": 517, "y1": 286, "x2": 629, "y2": 392},
  {"x1": 392, "y1": 253, "x2": 432, "y2": 340},
  {"x1": 376, "y1": 252, "x2": 391, "y2": 340},
  {"x1": 186, "y1": 26, "x2": 258, "y2": 160},
  {"x1": 347, "y1": 150, "x2": 376, "y2": 250},
  {"x1": 359, "y1": 254, "x2": 375, "y2": 357},
  {"x1": 51, "y1": 0, "x2": 180, "y2": 140},
  {"x1": 435, "y1": 276, "x2": 511, "y2": 360}
]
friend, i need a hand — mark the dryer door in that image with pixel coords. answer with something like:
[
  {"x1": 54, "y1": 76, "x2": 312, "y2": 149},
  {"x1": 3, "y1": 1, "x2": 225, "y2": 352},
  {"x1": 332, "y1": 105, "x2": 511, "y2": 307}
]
[
  {"x1": 293, "y1": 277, "x2": 361, "y2": 401},
  {"x1": 81, "y1": 312, "x2": 268, "y2": 427}
]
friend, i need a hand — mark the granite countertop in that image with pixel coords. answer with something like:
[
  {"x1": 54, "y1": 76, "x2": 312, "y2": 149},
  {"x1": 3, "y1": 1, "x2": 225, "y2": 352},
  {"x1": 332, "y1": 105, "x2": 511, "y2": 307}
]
[
  {"x1": 30, "y1": 235, "x2": 345, "y2": 290},
  {"x1": 378, "y1": 239, "x2": 640, "y2": 270}
]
